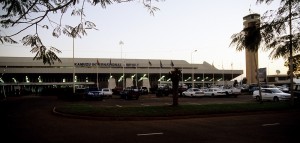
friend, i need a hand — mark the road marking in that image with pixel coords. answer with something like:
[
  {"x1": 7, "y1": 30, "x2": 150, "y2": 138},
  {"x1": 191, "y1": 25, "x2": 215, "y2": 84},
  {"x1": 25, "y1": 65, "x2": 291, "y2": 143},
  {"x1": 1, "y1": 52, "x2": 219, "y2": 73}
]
[
  {"x1": 165, "y1": 103, "x2": 172, "y2": 105},
  {"x1": 141, "y1": 104, "x2": 150, "y2": 106},
  {"x1": 137, "y1": 132, "x2": 164, "y2": 136},
  {"x1": 116, "y1": 105, "x2": 122, "y2": 107},
  {"x1": 262, "y1": 123, "x2": 280, "y2": 127}
]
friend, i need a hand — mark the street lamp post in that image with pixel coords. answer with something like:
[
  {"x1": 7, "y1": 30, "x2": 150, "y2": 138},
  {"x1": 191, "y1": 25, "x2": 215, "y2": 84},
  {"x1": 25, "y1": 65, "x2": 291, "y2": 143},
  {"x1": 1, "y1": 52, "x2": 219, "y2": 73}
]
[
  {"x1": 72, "y1": 37, "x2": 75, "y2": 94},
  {"x1": 119, "y1": 41, "x2": 125, "y2": 89},
  {"x1": 191, "y1": 50, "x2": 197, "y2": 88}
]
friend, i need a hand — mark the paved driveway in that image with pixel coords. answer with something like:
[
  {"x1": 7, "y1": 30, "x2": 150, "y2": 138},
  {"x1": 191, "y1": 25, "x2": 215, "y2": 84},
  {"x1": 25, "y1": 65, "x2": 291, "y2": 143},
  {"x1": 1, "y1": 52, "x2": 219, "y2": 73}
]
[{"x1": 1, "y1": 94, "x2": 299, "y2": 143}]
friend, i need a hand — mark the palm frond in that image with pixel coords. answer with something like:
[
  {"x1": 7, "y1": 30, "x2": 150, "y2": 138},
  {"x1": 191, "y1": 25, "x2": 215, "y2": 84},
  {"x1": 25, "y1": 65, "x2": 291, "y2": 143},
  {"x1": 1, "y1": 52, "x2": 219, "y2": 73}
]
[{"x1": 229, "y1": 32, "x2": 246, "y2": 51}]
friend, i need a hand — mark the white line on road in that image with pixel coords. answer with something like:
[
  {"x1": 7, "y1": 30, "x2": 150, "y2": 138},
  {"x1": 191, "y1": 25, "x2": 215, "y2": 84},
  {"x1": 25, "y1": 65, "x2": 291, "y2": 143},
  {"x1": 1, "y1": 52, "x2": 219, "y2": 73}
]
[
  {"x1": 137, "y1": 132, "x2": 164, "y2": 136},
  {"x1": 165, "y1": 103, "x2": 172, "y2": 105},
  {"x1": 141, "y1": 104, "x2": 150, "y2": 106},
  {"x1": 262, "y1": 123, "x2": 280, "y2": 127},
  {"x1": 116, "y1": 105, "x2": 122, "y2": 107}
]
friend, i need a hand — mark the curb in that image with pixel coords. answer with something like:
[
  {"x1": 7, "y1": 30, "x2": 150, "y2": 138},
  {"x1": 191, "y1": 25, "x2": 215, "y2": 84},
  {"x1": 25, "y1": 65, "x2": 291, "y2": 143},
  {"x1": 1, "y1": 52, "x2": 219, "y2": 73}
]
[{"x1": 52, "y1": 106, "x2": 299, "y2": 121}]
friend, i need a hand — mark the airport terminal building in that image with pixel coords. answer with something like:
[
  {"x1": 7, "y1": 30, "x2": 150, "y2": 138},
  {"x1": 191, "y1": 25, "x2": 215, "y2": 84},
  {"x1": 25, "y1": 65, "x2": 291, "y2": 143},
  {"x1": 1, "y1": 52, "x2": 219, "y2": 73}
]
[{"x1": 0, "y1": 57, "x2": 243, "y2": 95}]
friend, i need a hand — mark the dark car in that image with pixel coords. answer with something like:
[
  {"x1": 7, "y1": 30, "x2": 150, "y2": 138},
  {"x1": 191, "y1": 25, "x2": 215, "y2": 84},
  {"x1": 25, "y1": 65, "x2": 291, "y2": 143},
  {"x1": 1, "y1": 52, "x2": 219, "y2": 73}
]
[
  {"x1": 139, "y1": 87, "x2": 149, "y2": 95},
  {"x1": 120, "y1": 87, "x2": 140, "y2": 100},
  {"x1": 84, "y1": 88, "x2": 104, "y2": 100},
  {"x1": 156, "y1": 86, "x2": 170, "y2": 97},
  {"x1": 178, "y1": 86, "x2": 187, "y2": 96}
]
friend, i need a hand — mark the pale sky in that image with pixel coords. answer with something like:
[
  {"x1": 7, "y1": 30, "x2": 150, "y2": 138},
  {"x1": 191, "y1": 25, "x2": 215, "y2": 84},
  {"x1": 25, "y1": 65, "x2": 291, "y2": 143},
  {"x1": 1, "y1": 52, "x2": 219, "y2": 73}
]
[{"x1": 0, "y1": 0, "x2": 288, "y2": 80}]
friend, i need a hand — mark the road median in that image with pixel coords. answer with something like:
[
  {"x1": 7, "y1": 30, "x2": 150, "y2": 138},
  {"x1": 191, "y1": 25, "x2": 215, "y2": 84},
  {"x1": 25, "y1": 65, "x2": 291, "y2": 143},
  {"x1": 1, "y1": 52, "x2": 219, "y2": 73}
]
[{"x1": 52, "y1": 102, "x2": 300, "y2": 120}]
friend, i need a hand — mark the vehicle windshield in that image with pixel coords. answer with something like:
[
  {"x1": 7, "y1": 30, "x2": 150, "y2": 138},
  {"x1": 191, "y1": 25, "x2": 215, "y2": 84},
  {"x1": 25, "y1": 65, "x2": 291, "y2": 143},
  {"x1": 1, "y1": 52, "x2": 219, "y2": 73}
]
[
  {"x1": 193, "y1": 89, "x2": 200, "y2": 91},
  {"x1": 269, "y1": 88, "x2": 283, "y2": 93}
]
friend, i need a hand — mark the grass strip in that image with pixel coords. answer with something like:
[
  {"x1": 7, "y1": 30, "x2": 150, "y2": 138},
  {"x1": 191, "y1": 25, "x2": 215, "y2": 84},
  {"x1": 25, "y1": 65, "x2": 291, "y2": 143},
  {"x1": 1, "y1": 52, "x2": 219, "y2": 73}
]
[{"x1": 55, "y1": 102, "x2": 298, "y2": 117}]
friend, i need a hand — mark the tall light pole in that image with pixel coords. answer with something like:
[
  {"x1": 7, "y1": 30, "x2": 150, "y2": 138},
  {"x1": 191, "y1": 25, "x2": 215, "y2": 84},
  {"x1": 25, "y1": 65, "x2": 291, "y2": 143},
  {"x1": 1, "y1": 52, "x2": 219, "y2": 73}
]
[
  {"x1": 191, "y1": 50, "x2": 197, "y2": 88},
  {"x1": 72, "y1": 37, "x2": 75, "y2": 94},
  {"x1": 231, "y1": 62, "x2": 233, "y2": 81},
  {"x1": 267, "y1": 60, "x2": 273, "y2": 84},
  {"x1": 119, "y1": 41, "x2": 125, "y2": 89},
  {"x1": 64, "y1": 26, "x2": 80, "y2": 94}
]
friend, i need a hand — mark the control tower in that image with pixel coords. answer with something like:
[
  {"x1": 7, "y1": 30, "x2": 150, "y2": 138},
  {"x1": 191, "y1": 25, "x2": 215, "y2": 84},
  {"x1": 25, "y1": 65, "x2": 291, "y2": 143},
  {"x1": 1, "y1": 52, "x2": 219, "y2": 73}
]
[{"x1": 243, "y1": 13, "x2": 260, "y2": 84}]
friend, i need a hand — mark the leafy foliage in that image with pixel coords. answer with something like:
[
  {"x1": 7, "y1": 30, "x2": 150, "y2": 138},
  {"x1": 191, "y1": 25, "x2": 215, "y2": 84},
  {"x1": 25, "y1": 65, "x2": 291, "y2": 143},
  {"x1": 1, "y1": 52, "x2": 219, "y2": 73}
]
[
  {"x1": 284, "y1": 54, "x2": 300, "y2": 76},
  {"x1": 0, "y1": 36, "x2": 17, "y2": 44},
  {"x1": 0, "y1": 0, "x2": 163, "y2": 65},
  {"x1": 22, "y1": 34, "x2": 62, "y2": 65},
  {"x1": 258, "y1": 0, "x2": 300, "y2": 74},
  {"x1": 230, "y1": 25, "x2": 262, "y2": 52},
  {"x1": 230, "y1": 0, "x2": 300, "y2": 75}
]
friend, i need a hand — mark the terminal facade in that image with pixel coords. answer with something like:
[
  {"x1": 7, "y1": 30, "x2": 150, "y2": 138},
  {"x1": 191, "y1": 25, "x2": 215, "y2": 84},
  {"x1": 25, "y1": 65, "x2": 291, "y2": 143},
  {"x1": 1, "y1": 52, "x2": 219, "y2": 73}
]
[{"x1": 0, "y1": 57, "x2": 243, "y2": 96}]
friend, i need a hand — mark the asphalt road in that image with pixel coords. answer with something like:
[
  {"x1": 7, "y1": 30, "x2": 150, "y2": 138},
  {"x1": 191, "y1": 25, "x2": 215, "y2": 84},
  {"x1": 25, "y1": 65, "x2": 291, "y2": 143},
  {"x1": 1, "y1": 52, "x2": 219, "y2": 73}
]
[{"x1": 1, "y1": 95, "x2": 299, "y2": 143}]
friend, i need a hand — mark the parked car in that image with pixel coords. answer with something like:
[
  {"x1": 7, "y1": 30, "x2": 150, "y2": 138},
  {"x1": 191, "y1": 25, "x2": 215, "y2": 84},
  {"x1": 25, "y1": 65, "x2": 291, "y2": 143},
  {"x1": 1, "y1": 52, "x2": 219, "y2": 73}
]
[
  {"x1": 84, "y1": 88, "x2": 104, "y2": 100},
  {"x1": 101, "y1": 88, "x2": 113, "y2": 98},
  {"x1": 178, "y1": 84, "x2": 188, "y2": 96},
  {"x1": 155, "y1": 86, "x2": 170, "y2": 97},
  {"x1": 277, "y1": 85, "x2": 289, "y2": 93},
  {"x1": 249, "y1": 86, "x2": 260, "y2": 94},
  {"x1": 119, "y1": 87, "x2": 140, "y2": 100},
  {"x1": 182, "y1": 88, "x2": 204, "y2": 97},
  {"x1": 252, "y1": 88, "x2": 291, "y2": 102},
  {"x1": 220, "y1": 86, "x2": 241, "y2": 97},
  {"x1": 139, "y1": 87, "x2": 149, "y2": 95},
  {"x1": 112, "y1": 87, "x2": 123, "y2": 95},
  {"x1": 204, "y1": 88, "x2": 227, "y2": 97}
]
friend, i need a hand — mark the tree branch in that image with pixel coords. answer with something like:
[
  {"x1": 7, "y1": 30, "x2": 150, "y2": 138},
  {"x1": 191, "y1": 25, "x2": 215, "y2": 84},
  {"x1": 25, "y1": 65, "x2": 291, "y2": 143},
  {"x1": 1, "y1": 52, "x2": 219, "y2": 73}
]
[{"x1": 12, "y1": 0, "x2": 39, "y2": 26}]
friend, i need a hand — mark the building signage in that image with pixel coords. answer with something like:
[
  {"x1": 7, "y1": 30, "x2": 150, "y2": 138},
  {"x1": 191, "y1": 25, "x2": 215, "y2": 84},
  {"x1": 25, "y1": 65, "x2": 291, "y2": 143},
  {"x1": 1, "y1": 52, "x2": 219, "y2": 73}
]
[
  {"x1": 74, "y1": 62, "x2": 139, "y2": 67},
  {"x1": 258, "y1": 68, "x2": 267, "y2": 82}
]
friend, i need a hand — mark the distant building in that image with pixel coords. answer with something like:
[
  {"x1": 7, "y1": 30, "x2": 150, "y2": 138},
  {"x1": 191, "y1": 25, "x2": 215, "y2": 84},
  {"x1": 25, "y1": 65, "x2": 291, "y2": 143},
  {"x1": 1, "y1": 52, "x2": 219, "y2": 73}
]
[
  {"x1": 266, "y1": 74, "x2": 290, "y2": 85},
  {"x1": 0, "y1": 57, "x2": 243, "y2": 95}
]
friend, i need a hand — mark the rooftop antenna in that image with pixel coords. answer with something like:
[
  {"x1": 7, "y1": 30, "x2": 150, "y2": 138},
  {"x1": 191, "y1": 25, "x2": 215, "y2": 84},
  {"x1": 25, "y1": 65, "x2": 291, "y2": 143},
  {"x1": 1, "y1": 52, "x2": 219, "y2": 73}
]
[{"x1": 249, "y1": 4, "x2": 252, "y2": 14}]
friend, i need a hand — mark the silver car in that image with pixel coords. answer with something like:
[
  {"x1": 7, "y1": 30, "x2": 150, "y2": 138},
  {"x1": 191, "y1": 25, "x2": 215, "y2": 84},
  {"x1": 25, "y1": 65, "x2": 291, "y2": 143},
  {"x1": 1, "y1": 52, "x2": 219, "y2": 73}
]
[
  {"x1": 182, "y1": 88, "x2": 204, "y2": 97},
  {"x1": 252, "y1": 88, "x2": 291, "y2": 102}
]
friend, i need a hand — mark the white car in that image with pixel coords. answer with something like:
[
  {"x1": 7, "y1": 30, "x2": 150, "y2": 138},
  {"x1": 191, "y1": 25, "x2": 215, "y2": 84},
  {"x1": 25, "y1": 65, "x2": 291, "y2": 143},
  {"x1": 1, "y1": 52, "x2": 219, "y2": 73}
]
[
  {"x1": 252, "y1": 88, "x2": 291, "y2": 102},
  {"x1": 182, "y1": 88, "x2": 204, "y2": 97},
  {"x1": 204, "y1": 88, "x2": 227, "y2": 97},
  {"x1": 101, "y1": 88, "x2": 113, "y2": 98}
]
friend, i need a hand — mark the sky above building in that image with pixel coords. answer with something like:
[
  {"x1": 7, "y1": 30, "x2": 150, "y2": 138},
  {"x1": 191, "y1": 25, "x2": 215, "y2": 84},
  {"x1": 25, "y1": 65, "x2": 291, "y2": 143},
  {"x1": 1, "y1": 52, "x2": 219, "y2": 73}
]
[{"x1": 0, "y1": 0, "x2": 287, "y2": 80}]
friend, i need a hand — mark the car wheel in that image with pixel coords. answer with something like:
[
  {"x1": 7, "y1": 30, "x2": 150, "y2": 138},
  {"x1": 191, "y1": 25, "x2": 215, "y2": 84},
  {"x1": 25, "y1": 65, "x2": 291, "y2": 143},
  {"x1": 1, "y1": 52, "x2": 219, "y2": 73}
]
[
  {"x1": 190, "y1": 94, "x2": 193, "y2": 97},
  {"x1": 255, "y1": 96, "x2": 260, "y2": 101},
  {"x1": 211, "y1": 94, "x2": 214, "y2": 97},
  {"x1": 273, "y1": 96, "x2": 279, "y2": 102}
]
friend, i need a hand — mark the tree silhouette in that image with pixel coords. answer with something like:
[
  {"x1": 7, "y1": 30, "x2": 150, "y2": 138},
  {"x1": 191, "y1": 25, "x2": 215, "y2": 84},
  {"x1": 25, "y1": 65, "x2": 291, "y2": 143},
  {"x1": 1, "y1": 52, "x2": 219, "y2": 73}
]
[
  {"x1": 256, "y1": 0, "x2": 299, "y2": 105},
  {"x1": 230, "y1": 0, "x2": 300, "y2": 104},
  {"x1": 0, "y1": 0, "x2": 162, "y2": 65},
  {"x1": 168, "y1": 68, "x2": 181, "y2": 106}
]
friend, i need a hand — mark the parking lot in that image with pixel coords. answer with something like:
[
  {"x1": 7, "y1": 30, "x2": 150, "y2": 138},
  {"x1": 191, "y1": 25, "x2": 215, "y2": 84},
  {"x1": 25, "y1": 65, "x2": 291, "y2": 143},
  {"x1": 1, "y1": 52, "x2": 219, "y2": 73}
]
[{"x1": 75, "y1": 94, "x2": 254, "y2": 107}]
